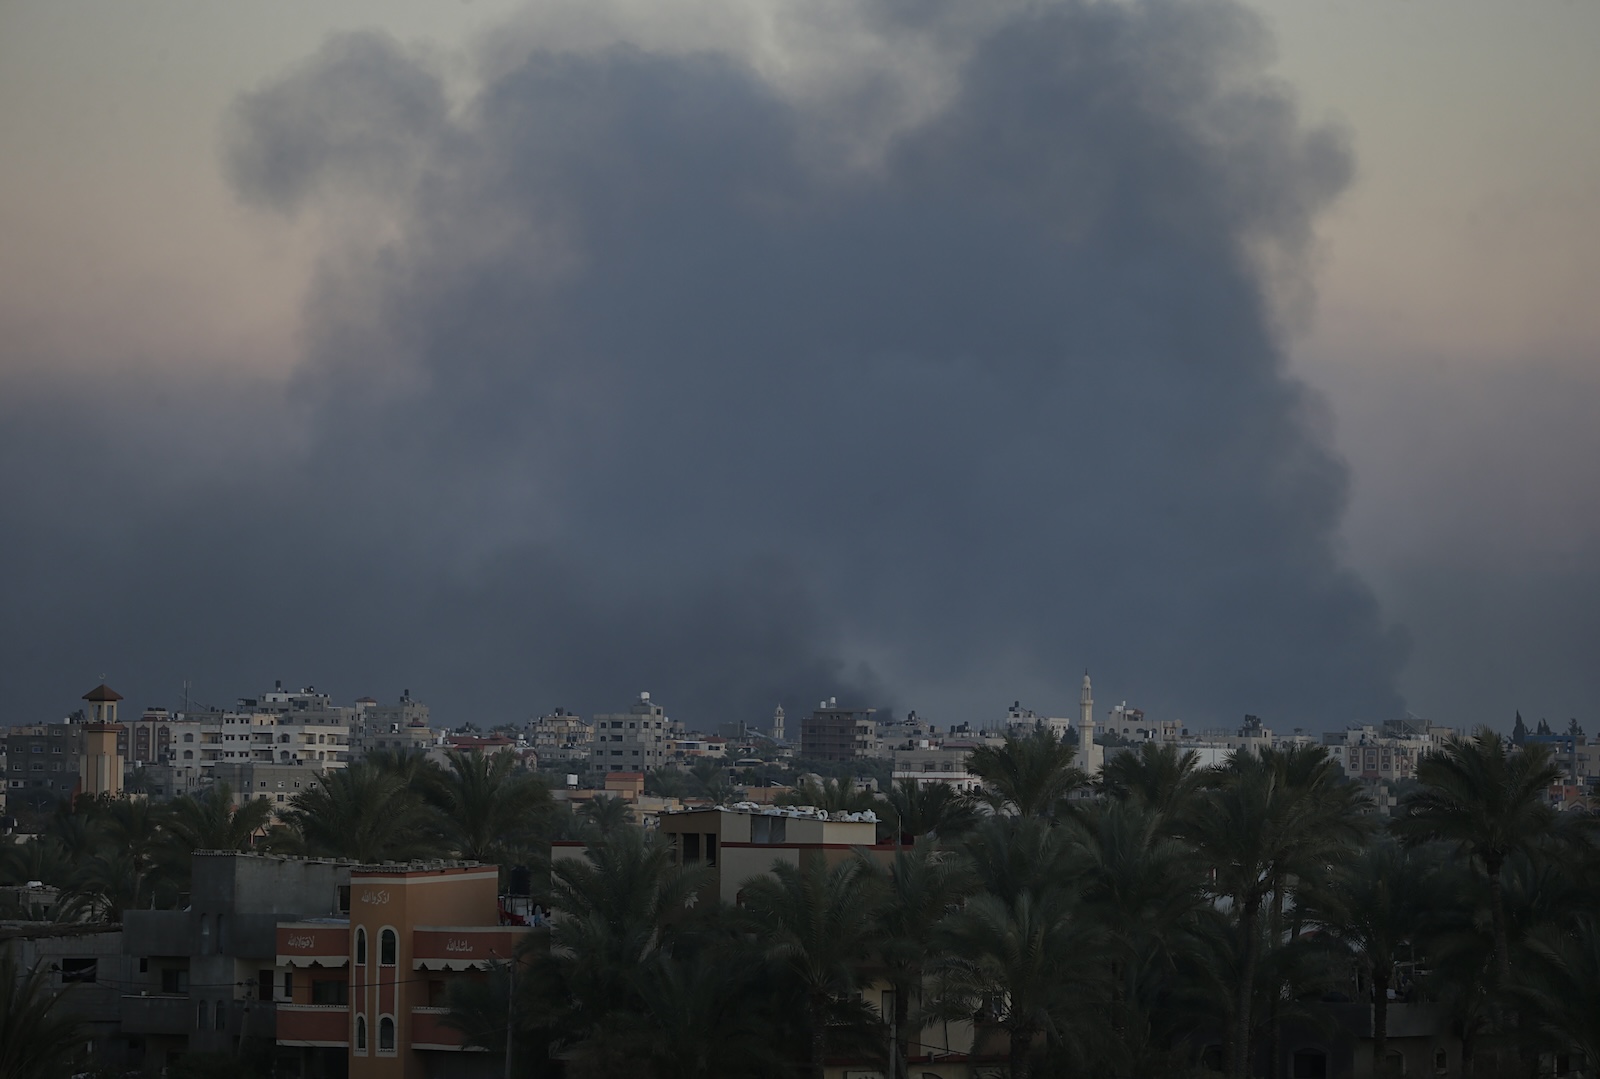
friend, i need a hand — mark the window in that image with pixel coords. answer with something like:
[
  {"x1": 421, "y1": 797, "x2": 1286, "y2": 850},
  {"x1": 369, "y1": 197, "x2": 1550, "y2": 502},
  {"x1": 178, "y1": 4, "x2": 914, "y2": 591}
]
[
  {"x1": 183, "y1": 733, "x2": 194, "y2": 742},
  {"x1": 257, "y1": 969, "x2": 273, "y2": 1001},
  {"x1": 30, "y1": 745, "x2": 42, "y2": 753},
  {"x1": 59, "y1": 957, "x2": 97, "y2": 983},
  {"x1": 161, "y1": 968, "x2": 189, "y2": 994},
  {"x1": 312, "y1": 979, "x2": 348, "y2": 1006},
  {"x1": 355, "y1": 1015, "x2": 367, "y2": 1051},
  {"x1": 355, "y1": 927, "x2": 367, "y2": 965},
  {"x1": 378, "y1": 1015, "x2": 395, "y2": 1051},
  {"x1": 380, "y1": 929, "x2": 397, "y2": 966},
  {"x1": 284, "y1": 971, "x2": 294, "y2": 999},
  {"x1": 215, "y1": 1001, "x2": 227, "y2": 1030},
  {"x1": 197, "y1": 1000, "x2": 209, "y2": 1029}
]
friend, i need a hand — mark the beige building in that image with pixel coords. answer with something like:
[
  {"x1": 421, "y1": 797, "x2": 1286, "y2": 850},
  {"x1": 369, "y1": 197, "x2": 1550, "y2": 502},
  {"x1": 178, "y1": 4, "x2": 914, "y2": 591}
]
[{"x1": 590, "y1": 692, "x2": 678, "y2": 773}]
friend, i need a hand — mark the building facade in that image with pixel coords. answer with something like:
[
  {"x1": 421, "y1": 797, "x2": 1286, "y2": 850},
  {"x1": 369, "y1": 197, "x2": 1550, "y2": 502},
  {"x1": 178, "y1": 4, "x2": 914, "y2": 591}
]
[
  {"x1": 590, "y1": 693, "x2": 678, "y2": 774},
  {"x1": 798, "y1": 700, "x2": 879, "y2": 763}
]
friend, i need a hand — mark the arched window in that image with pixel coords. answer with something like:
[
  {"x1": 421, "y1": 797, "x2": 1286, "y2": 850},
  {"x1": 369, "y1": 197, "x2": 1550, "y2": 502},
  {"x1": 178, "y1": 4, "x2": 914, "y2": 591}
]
[
  {"x1": 196, "y1": 1000, "x2": 209, "y2": 1029},
  {"x1": 355, "y1": 1014, "x2": 367, "y2": 1051},
  {"x1": 215, "y1": 1001, "x2": 227, "y2": 1030},
  {"x1": 355, "y1": 927, "x2": 367, "y2": 965},
  {"x1": 378, "y1": 1015, "x2": 396, "y2": 1051},
  {"x1": 183, "y1": 732, "x2": 194, "y2": 742},
  {"x1": 380, "y1": 928, "x2": 397, "y2": 966},
  {"x1": 183, "y1": 750, "x2": 194, "y2": 760}
]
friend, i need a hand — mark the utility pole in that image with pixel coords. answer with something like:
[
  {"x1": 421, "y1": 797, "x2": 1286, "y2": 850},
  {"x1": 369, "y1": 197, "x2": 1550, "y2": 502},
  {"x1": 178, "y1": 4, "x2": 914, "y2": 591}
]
[{"x1": 503, "y1": 952, "x2": 516, "y2": 1079}]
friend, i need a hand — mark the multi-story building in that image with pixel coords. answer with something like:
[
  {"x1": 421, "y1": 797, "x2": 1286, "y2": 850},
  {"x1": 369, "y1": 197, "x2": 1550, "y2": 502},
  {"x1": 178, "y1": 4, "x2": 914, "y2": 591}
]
[
  {"x1": 274, "y1": 862, "x2": 532, "y2": 1077},
  {"x1": 3, "y1": 921, "x2": 141, "y2": 1067},
  {"x1": 529, "y1": 708, "x2": 593, "y2": 764},
  {"x1": 590, "y1": 692, "x2": 679, "y2": 774},
  {"x1": 891, "y1": 744, "x2": 981, "y2": 791},
  {"x1": 352, "y1": 691, "x2": 435, "y2": 758},
  {"x1": 211, "y1": 761, "x2": 336, "y2": 814},
  {"x1": 798, "y1": 699, "x2": 879, "y2": 762},
  {"x1": 1322, "y1": 718, "x2": 1457, "y2": 784},
  {"x1": 120, "y1": 851, "x2": 358, "y2": 1074}
]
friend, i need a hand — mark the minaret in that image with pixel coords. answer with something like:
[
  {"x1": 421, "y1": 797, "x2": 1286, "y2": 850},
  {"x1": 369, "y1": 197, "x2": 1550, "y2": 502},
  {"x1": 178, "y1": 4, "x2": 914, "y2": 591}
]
[
  {"x1": 80, "y1": 683, "x2": 126, "y2": 798},
  {"x1": 1076, "y1": 671, "x2": 1102, "y2": 778},
  {"x1": 771, "y1": 705, "x2": 785, "y2": 743}
]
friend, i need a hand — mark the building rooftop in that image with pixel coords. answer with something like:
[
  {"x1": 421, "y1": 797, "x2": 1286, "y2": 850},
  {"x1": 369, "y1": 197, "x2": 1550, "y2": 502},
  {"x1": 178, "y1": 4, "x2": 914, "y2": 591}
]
[{"x1": 82, "y1": 683, "x2": 123, "y2": 702}]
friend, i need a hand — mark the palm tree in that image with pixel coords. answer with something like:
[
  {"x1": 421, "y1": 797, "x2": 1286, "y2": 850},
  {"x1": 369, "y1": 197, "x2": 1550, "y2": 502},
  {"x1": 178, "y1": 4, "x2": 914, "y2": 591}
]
[
  {"x1": 882, "y1": 779, "x2": 978, "y2": 847},
  {"x1": 1298, "y1": 837, "x2": 1438, "y2": 1076},
  {"x1": 1060, "y1": 800, "x2": 1210, "y2": 1075},
  {"x1": 781, "y1": 777, "x2": 883, "y2": 817},
  {"x1": 1393, "y1": 728, "x2": 1558, "y2": 980},
  {"x1": 1510, "y1": 916, "x2": 1600, "y2": 1066},
  {"x1": 544, "y1": 826, "x2": 709, "y2": 1045},
  {"x1": 606, "y1": 945, "x2": 786, "y2": 1079},
  {"x1": 577, "y1": 794, "x2": 634, "y2": 837},
  {"x1": 0, "y1": 944, "x2": 87, "y2": 1078},
  {"x1": 932, "y1": 885, "x2": 1109, "y2": 1079},
  {"x1": 873, "y1": 841, "x2": 976, "y2": 1079},
  {"x1": 1186, "y1": 748, "x2": 1366, "y2": 1079},
  {"x1": 739, "y1": 852, "x2": 885, "y2": 1079},
  {"x1": 164, "y1": 783, "x2": 273, "y2": 853},
  {"x1": 278, "y1": 764, "x2": 442, "y2": 862},
  {"x1": 430, "y1": 749, "x2": 553, "y2": 862},
  {"x1": 966, "y1": 728, "x2": 1086, "y2": 819},
  {"x1": 1099, "y1": 741, "x2": 1204, "y2": 821}
]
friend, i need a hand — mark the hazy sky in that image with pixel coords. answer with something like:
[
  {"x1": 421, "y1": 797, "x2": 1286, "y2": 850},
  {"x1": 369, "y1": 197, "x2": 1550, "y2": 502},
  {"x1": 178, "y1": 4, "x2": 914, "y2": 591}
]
[{"x1": 2, "y1": 0, "x2": 1597, "y2": 733}]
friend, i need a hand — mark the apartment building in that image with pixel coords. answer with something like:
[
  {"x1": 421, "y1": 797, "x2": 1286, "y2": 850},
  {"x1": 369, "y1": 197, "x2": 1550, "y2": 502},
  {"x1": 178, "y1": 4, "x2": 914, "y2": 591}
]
[
  {"x1": 798, "y1": 699, "x2": 879, "y2": 762},
  {"x1": 274, "y1": 862, "x2": 532, "y2": 1078},
  {"x1": 590, "y1": 692, "x2": 679, "y2": 774},
  {"x1": 119, "y1": 852, "x2": 358, "y2": 1074},
  {"x1": 530, "y1": 708, "x2": 593, "y2": 764},
  {"x1": 352, "y1": 691, "x2": 434, "y2": 758},
  {"x1": 1322, "y1": 718, "x2": 1457, "y2": 783}
]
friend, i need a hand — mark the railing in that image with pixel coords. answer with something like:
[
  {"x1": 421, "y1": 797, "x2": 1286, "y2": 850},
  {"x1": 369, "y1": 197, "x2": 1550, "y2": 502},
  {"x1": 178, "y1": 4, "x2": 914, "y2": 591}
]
[{"x1": 277, "y1": 1003, "x2": 350, "y2": 1045}]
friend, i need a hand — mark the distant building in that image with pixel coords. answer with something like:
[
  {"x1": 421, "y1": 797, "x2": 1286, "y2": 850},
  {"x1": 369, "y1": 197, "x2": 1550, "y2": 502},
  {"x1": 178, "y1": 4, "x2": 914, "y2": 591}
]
[
  {"x1": 351, "y1": 690, "x2": 435, "y2": 758},
  {"x1": 590, "y1": 692, "x2": 679, "y2": 774},
  {"x1": 799, "y1": 698, "x2": 879, "y2": 762},
  {"x1": 529, "y1": 708, "x2": 593, "y2": 764},
  {"x1": 1323, "y1": 718, "x2": 1457, "y2": 784}
]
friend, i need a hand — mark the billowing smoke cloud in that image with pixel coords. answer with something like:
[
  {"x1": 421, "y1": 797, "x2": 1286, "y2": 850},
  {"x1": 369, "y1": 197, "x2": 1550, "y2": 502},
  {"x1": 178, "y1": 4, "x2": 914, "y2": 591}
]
[{"x1": 0, "y1": 0, "x2": 1407, "y2": 730}]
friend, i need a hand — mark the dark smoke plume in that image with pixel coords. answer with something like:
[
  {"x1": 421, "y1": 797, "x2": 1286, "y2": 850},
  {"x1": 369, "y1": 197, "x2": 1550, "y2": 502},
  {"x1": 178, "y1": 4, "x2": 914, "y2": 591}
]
[{"x1": 0, "y1": 0, "x2": 1406, "y2": 730}]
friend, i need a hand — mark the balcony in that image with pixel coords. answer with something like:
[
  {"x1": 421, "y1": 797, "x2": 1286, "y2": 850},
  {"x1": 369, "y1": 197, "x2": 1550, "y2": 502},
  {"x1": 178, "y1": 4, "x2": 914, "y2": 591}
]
[
  {"x1": 411, "y1": 1006, "x2": 483, "y2": 1051},
  {"x1": 277, "y1": 1003, "x2": 350, "y2": 1047},
  {"x1": 120, "y1": 994, "x2": 194, "y2": 1036}
]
